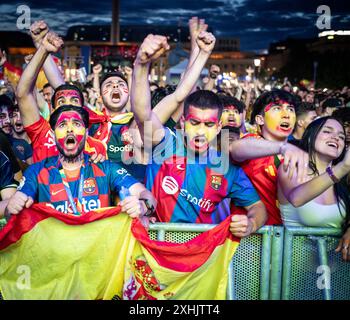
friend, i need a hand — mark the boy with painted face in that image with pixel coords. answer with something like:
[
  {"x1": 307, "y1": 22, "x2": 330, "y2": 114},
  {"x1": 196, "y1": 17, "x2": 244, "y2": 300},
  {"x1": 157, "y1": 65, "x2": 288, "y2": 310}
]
[
  {"x1": 231, "y1": 90, "x2": 299, "y2": 225},
  {"x1": 16, "y1": 30, "x2": 106, "y2": 164},
  {"x1": 218, "y1": 94, "x2": 246, "y2": 135},
  {"x1": 6, "y1": 105, "x2": 156, "y2": 219}
]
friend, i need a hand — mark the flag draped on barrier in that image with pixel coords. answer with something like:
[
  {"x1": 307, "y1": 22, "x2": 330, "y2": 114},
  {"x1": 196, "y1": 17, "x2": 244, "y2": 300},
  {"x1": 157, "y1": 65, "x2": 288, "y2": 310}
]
[{"x1": 0, "y1": 204, "x2": 239, "y2": 300}]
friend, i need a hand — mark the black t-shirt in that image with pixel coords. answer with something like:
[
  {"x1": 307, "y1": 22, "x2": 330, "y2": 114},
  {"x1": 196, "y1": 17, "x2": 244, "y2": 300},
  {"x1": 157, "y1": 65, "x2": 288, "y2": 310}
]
[{"x1": 0, "y1": 129, "x2": 21, "y2": 173}]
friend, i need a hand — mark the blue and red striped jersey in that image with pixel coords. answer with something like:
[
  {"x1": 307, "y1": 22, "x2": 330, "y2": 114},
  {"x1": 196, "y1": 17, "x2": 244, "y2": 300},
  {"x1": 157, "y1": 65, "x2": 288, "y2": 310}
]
[
  {"x1": 19, "y1": 154, "x2": 138, "y2": 214},
  {"x1": 146, "y1": 128, "x2": 261, "y2": 224}
]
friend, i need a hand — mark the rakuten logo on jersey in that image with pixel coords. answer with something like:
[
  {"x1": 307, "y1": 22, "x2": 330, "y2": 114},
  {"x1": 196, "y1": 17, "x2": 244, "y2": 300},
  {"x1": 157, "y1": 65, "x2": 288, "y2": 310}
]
[
  {"x1": 162, "y1": 176, "x2": 179, "y2": 195},
  {"x1": 46, "y1": 199, "x2": 101, "y2": 213}
]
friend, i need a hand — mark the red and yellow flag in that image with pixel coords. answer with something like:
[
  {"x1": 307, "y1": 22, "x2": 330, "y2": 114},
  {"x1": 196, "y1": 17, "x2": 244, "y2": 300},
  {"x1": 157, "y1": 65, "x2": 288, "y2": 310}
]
[{"x1": 0, "y1": 204, "x2": 239, "y2": 300}]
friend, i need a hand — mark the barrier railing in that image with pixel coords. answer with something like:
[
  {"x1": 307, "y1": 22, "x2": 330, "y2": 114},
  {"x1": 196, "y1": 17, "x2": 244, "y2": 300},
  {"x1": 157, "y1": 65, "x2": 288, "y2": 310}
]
[
  {"x1": 1, "y1": 220, "x2": 349, "y2": 300},
  {"x1": 148, "y1": 223, "x2": 350, "y2": 300}
]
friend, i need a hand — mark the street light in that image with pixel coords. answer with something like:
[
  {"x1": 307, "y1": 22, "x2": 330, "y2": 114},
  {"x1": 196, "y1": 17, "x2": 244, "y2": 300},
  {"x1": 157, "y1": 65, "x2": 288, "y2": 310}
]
[{"x1": 254, "y1": 59, "x2": 261, "y2": 80}]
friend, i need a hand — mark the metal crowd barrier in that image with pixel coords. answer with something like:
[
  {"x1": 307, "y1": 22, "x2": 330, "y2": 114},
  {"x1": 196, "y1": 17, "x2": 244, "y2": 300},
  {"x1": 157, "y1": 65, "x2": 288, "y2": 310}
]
[
  {"x1": 0, "y1": 220, "x2": 349, "y2": 300},
  {"x1": 148, "y1": 223, "x2": 350, "y2": 300}
]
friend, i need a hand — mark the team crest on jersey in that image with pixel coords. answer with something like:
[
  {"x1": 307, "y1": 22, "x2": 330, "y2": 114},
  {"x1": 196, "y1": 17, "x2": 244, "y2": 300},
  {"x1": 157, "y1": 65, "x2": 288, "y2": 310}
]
[
  {"x1": 83, "y1": 178, "x2": 97, "y2": 194},
  {"x1": 211, "y1": 175, "x2": 222, "y2": 191}
]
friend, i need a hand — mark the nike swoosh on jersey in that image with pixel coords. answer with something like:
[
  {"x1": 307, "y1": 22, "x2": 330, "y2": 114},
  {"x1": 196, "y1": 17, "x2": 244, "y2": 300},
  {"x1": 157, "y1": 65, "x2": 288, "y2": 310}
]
[{"x1": 51, "y1": 189, "x2": 65, "y2": 196}]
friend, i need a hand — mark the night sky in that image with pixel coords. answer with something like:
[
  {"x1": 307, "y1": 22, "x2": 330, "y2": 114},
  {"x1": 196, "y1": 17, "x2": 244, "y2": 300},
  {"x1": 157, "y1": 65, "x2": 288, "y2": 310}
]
[{"x1": 0, "y1": 0, "x2": 349, "y2": 51}]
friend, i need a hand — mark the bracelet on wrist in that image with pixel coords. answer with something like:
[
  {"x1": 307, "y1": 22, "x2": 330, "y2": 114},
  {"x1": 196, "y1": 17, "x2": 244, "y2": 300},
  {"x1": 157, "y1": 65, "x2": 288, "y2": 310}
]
[{"x1": 326, "y1": 166, "x2": 340, "y2": 184}]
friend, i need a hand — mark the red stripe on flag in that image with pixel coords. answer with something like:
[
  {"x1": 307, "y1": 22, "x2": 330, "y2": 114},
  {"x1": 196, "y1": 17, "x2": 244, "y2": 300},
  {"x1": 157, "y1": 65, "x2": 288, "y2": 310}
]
[
  {"x1": 131, "y1": 215, "x2": 239, "y2": 272},
  {"x1": 0, "y1": 204, "x2": 121, "y2": 250}
]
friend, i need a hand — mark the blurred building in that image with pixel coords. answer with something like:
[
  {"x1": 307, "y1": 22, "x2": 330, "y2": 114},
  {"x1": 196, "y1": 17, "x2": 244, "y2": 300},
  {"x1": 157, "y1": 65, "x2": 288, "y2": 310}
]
[
  {"x1": 264, "y1": 31, "x2": 350, "y2": 77},
  {"x1": 0, "y1": 31, "x2": 35, "y2": 67}
]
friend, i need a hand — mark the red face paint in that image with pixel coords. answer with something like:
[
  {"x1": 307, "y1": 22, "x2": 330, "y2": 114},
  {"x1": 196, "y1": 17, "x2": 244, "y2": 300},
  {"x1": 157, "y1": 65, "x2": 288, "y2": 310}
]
[
  {"x1": 54, "y1": 90, "x2": 82, "y2": 107},
  {"x1": 55, "y1": 111, "x2": 86, "y2": 155},
  {"x1": 263, "y1": 100, "x2": 292, "y2": 113}
]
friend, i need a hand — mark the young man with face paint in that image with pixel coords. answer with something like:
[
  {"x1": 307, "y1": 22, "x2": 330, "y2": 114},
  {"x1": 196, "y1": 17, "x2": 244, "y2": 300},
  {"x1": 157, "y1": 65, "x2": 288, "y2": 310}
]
[
  {"x1": 230, "y1": 90, "x2": 306, "y2": 225},
  {"x1": 6, "y1": 105, "x2": 156, "y2": 219},
  {"x1": 131, "y1": 33, "x2": 268, "y2": 237},
  {"x1": 16, "y1": 30, "x2": 106, "y2": 164},
  {"x1": 218, "y1": 94, "x2": 247, "y2": 135}
]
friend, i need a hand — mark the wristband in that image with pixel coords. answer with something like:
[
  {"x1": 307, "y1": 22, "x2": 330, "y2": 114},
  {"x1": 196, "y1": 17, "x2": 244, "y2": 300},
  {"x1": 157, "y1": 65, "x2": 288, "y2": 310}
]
[
  {"x1": 326, "y1": 166, "x2": 340, "y2": 184},
  {"x1": 140, "y1": 198, "x2": 155, "y2": 217}
]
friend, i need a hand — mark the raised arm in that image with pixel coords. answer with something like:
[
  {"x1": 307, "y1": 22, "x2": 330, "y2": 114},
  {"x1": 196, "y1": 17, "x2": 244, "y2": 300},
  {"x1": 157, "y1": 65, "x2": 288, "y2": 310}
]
[
  {"x1": 30, "y1": 21, "x2": 65, "y2": 89},
  {"x1": 153, "y1": 31, "x2": 216, "y2": 124},
  {"x1": 16, "y1": 32, "x2": 63, "y2": 127},
  {"x1": 131, "y1": 34, "x2": 170, "y2": 145}
]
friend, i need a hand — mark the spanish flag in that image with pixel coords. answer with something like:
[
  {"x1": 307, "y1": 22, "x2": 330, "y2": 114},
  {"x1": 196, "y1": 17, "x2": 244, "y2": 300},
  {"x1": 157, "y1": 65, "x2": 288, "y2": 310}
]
[
  {"x1": 1, "y1": 62, "x2": 22, "y2": 88},
  {"x1": 0, "y1": 204, "x2": 239, "y2": 300}
]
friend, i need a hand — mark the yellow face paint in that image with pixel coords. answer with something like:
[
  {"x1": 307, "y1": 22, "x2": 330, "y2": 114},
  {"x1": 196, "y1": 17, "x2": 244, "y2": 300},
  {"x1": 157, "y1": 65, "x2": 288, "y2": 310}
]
[
  {"x1": 54, "y1": 111, "x2": 86, "y2": 155},
  {"x1": 220, "y1": 106, "x2": 241, "y2": 128},
  {"x1": 262, "y1": 102, "x2": 296, "y2": 140},
  {"x1": 184, "y1": 106, "x2": 220, "y2": 153}
]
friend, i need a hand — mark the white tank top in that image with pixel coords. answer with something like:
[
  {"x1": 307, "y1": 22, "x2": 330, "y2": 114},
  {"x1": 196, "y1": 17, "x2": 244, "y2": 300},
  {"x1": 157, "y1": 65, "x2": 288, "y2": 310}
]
[{"x1": 280, "y1": 200, "x2": 345, "y2": 228}]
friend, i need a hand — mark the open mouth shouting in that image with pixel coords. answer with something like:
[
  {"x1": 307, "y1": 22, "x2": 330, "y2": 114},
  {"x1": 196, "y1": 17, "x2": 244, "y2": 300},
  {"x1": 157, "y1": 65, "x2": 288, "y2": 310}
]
[
  {"x1": 64, "y1": 135, "x2": 79, "y2": 150},
  {"x1": 278, "y1": 121, "x2": 292, "y2": 133},
  {"x1": 192, "y1": 136, "x2": 208, "y2": 150},
  {"x1": 111, "y1": 91, "x2": 121, "y2": 103}
]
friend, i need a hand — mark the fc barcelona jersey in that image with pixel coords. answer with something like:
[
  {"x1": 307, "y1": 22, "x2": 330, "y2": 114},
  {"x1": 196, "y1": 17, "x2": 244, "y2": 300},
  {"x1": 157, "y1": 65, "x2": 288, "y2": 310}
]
[
  {"x1": 19, "y1": 154, "x2": 138, "y2": 214},
  {"x1": 146, "y1": 128, "x2": 260, "y2": 224}
]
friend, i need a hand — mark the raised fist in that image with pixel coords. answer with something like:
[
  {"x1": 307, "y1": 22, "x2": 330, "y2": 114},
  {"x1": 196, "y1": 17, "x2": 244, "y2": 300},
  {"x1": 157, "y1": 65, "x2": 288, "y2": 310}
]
[
  {"x1": 0, "y1": 50, "x2": 7, "y2": 66},
  {"x1": 41, "y1": 32, "x2": 63, "y2": 53},
  {"x1": 136, "y1": 34, "x2": 170, "y2": 65},
  {"x1": 92, "y1": 63, "x2": 102, "y2": 75},
  {"x1": 189, "y1": 17, "x2": 208, "y2": 44},
  {"x1": 196, "y1": 31, "x2": 216, "y2": 54},
  {"x1": 30, "y1": 20, "x2": 49, "y2": 47},
  {"x1": 24, "y1": 54, "x2": 33, "y2": 65},
  {"x1": 123, "y1": 65, "x2": 133, "y2": 76}
]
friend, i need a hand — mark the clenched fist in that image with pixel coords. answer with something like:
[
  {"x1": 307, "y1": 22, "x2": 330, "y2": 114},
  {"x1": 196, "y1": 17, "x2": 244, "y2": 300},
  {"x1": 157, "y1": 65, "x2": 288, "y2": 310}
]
[
  {"x1": 118, "y1": 196, "x2": 146, "y2": 218},
  {"x1": 92, "y1": 63, "x2": 103, "y2": 75},
  {"x1": 41, "y1": 31, "x2": 64, "y2": 54},
  {"x1": 30, "y1": 20, "x2": 49, "y2": 47},
  {"x1": 196, "y1": 31, "x2": 216, "y2": 54},
  {"x1": 6, "y1": 191, "x2": 34, "y2": 215},
  {"x1": 230, "y1": 214, "x2": 255, "y2": 238},
  {"x1": 135, "y1": 34, "x2": 170, "y2": 65}
]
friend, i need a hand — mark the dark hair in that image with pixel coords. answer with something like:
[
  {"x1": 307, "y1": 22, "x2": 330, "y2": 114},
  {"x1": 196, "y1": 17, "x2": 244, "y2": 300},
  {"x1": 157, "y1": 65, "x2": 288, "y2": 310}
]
[
  {"x1": 333, "y1": 108, "x2": 350, "y2": 125},
  {"x1": 43, "y1": 83, "x2": 52, "y2": 90},
  {"x1": 151, "y1": 85, "x2": 176, "y2": 109},
  {"x1": 250, "y1": 89, "x2": 298, "y2": 124},
  {"x1": 99, "y1": 71, "x2": 128, "y2": 89},
  {"x1": 49, "y1": 104, "x2": 89, "y2": 130},
  {"x1": 0, "y1": 94, "x2": 13, "y2": 109},
  {"x1": 184, "y1": 90, "x2": 223, "y2": 118},
  {"x1": 0, "y1": 128, "x2": 21, "y2": 173},
  {"x1": 51, "y1": 83, "x2": 84, "y2": 109},
  {"x1": 218, "y1": 94, "x2": 245, "y2": 113},
  {"x1": 296, "y1": 102, "x2": 316, "y2": 118},
  {"x1": 299, "y1": 116, "x2": 350, "y2": 231}
]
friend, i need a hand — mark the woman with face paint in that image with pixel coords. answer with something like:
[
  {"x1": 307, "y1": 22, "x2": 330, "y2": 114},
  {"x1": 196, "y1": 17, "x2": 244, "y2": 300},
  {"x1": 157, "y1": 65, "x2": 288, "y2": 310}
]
[{"x1": 278, "y1": 116, "x2": 350, "y2": 261}]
